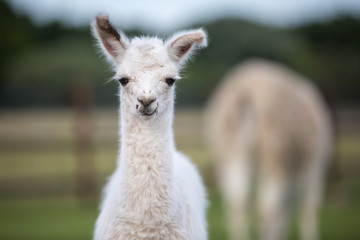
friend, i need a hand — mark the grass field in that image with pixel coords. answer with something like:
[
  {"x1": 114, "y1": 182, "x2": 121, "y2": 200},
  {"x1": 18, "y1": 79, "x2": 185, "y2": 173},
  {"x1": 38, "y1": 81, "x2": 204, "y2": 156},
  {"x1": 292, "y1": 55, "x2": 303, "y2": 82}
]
[{"x1": 0, "y1": 108, "x2": 359, "y2": 239}]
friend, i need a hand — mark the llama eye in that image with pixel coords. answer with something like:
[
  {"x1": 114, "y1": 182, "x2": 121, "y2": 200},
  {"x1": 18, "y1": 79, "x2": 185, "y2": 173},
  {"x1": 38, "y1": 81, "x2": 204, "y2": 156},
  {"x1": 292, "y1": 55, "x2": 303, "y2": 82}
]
[
  {"x1": 118, "y1": 77, "x2": 129, "y2": 86},
  {"x1": 165, "y1": 78, "x2": 176, "y2": 86}
]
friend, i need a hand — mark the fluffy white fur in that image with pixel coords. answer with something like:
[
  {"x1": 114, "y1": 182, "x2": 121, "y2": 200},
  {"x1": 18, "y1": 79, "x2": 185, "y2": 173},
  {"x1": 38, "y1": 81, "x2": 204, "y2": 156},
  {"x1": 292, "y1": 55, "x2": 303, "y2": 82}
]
[
  {"x1": 206, "y1": 59, "x2": 332, "y2": 240},
  {"x1": 92, "y1": 14, "x2": 208, "y2": 240}
]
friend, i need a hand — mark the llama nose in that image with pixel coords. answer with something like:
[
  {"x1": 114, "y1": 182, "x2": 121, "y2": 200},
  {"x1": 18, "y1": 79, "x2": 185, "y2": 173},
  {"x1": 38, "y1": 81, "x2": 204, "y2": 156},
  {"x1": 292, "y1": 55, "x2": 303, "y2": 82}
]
[{"x1": 137, "y1": 96, "x2": 157, "y2": 107}]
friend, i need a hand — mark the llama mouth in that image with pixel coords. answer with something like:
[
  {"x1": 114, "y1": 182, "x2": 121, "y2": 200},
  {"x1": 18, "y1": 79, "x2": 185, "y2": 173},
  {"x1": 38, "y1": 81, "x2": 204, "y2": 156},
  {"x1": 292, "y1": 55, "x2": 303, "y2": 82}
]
[
  {"x1": 141, "y1": 108, "x2": 158, "y2": 116},
  {"x1": 145, "y1": 112, "x2": 156, "y2": 116},
  {"x1": 138, "y1": 105, "x2": 158, "y2": 116}
]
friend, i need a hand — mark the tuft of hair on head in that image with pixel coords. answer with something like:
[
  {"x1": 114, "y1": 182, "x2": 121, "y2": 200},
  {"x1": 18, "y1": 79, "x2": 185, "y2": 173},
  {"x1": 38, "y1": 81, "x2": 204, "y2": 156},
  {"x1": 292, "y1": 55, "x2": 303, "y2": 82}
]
[
  {"x1": 92, "y1": 14, "x2": 129, "y2": 66},
  {"x1": 165, "y1": 28, "x2": 208, "y2": 66}
]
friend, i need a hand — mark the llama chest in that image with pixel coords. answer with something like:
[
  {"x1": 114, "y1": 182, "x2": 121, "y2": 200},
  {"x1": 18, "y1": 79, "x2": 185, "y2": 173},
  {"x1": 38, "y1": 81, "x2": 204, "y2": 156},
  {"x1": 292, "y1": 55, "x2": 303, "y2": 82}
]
[
  {"x1": 95, "y1": 173, "x2": 188, "y2": 240},
  {"x1": 109, "y1": 218, "x2": 188, "y2": 240}
]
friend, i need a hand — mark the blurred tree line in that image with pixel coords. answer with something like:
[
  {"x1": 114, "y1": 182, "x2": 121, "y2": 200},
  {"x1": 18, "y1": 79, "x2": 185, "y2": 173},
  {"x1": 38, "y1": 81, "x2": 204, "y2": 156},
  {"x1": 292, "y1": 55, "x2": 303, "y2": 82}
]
[{"x1": 0, "y1": 1, "x2": 359, "y2": 108}]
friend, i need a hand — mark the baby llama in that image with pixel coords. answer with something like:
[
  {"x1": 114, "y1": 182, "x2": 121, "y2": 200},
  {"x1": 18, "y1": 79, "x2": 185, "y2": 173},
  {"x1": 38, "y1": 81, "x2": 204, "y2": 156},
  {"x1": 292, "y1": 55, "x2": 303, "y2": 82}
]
[{"x1": 92, "y1": 15, "x2": 208, "y2": 240}]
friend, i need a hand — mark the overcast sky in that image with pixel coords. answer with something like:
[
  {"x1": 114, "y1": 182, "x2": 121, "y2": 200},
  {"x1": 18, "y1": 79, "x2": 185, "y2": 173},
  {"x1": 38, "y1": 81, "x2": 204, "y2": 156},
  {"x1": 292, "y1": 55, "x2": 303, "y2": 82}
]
[{"x1": 6, "y1": 0, "x2": 360, "y2": 32}]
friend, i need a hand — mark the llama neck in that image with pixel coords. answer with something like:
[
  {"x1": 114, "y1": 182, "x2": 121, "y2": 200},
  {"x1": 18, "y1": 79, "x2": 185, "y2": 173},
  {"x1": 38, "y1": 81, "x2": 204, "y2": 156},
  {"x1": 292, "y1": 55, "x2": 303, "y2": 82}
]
[
  {"x1": 119, "y1": 107, "x2": 175, "y2": 154},
  {"x1": 117, "y1": 106, "x2": 176, "y2": 221}
]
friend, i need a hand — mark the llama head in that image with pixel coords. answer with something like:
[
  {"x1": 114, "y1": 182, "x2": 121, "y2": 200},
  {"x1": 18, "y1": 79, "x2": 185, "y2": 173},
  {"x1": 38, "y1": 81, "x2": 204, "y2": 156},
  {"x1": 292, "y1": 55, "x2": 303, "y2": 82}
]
[{"x1": 93, "y1": 14, "x2": 207, "y2": 120}]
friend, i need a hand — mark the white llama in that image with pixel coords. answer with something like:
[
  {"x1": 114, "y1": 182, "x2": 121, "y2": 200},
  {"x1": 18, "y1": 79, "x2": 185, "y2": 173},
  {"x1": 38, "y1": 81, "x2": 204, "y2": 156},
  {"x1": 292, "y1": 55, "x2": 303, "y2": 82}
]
[
  {"x1": 206, "y1": 59, "x2": 332, "y2": 240},
  {"x1": 92, "y1": 15, "x2": 208, "y2": 240}
]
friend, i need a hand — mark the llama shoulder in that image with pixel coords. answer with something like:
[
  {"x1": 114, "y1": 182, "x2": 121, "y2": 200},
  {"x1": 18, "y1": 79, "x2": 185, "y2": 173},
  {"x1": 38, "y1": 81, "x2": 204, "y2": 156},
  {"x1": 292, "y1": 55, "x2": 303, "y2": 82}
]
[{"x1": 173, "y1": 151, "x2": 208, "y2": 212}]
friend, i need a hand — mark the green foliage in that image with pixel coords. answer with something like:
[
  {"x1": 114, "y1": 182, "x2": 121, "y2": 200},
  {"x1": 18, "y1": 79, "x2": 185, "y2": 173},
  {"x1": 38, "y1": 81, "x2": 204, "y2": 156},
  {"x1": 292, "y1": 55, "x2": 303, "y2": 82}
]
[
  {"x1": 5, "y1": 36, "x2": 109, "y2": 84},
  {"x1": 0, "y1": 1, "x2": 34, "y2": 77},
  {"x1": 298, "y1": 17, "x2": 360, "y2": 103},
  {"x1": 184, "y1": 19, "x2": 317, "y2": 105},
  {"x1": 1, "y1": 1, "x2": 360, "y2": 107}
]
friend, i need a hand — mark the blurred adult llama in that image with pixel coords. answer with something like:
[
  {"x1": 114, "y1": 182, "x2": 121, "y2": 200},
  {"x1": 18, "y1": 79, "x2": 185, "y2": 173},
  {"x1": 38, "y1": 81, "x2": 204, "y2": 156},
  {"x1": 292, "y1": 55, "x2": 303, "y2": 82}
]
[{"x1": 206, "y1": 59, "x2": 332, "y2": 240}]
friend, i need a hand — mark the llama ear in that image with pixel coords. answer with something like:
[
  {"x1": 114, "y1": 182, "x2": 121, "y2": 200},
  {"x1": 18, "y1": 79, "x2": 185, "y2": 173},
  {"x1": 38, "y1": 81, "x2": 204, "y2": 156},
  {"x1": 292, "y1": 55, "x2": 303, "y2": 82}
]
[
  {"x1": 92, "y1": 14, "x2": 129, "y2": 65},
  {"x1": 166, "y1": 29, "x2": 208, "y2": 65}
]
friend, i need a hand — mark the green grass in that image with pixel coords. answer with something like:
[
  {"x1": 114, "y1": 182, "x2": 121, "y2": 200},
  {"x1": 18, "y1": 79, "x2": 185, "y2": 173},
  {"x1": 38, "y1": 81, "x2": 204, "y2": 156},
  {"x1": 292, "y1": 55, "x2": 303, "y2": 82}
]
[
  {"x1": 0, "y1": 109, "x2": 359, "y2": 239},
  {"x1": 0, "y1": 193, "x2": 227, "y2": 240},
  {"x1": 0, "y1": 197, "x2": 97, "y2": 240},
  {"x1": 0, "y1": 192, "x2": 359, "y2": 240}
]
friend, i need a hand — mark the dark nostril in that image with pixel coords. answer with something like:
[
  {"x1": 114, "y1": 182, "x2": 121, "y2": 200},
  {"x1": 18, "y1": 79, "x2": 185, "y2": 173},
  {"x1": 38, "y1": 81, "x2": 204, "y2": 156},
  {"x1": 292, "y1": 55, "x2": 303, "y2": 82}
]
[
  {"x1": 146, "y1": 98, "x2": 156, "y2": 106},
  {"x1": 137, "y1": 98, "x2": 144, "y2": 105},
  {"x1": 137, "y1": 97, "x2": 156, "y2": 107}
]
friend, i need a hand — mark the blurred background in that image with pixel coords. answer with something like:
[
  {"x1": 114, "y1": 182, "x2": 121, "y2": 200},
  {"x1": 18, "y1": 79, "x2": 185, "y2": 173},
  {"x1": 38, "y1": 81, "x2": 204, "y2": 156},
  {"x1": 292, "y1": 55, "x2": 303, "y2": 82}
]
[{"x1": 0, "y1": 0, "x2": 359, "y2": 239}]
